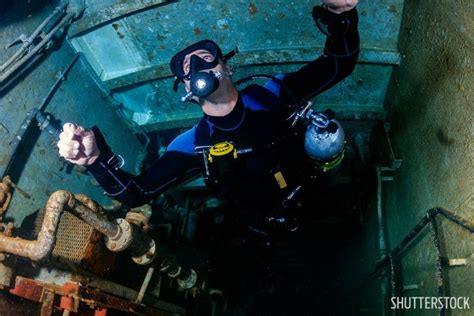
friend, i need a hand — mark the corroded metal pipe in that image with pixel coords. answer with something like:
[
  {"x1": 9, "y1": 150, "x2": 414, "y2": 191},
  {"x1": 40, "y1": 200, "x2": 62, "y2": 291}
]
[
  {"x1": 0, "y1": 190, "x2": 158, "y2": 265},
  {"x1": 0, "y1": 190, "x2": 119, "y2": 261},
  {"x1": 69, "y1": 198, "x2": 156, "y2": 264},
  {"x1": 71, "y1": 194, "x2": 118, "y2": 237},
  {"x1": 0, "y1": 190, "x2": 73, "y2": 261}
]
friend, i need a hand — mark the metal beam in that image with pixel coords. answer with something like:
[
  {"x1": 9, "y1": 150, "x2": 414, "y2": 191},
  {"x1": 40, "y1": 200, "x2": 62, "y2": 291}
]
[
  {"x1": 105, "y1": 64, "x2": 172, "y2": 91},
  {"x1": 68, "y1": 0, "x2": 176, "y2": 38},
  {"x1": 141, "y1": 116, "x2": 200, "y2": 132},
  {"x1": 141, "y1": 105, "x2": 386, "y2": 132},
  {"x1": 103, "y1": 47, "x2": 400, "y2": 90}
]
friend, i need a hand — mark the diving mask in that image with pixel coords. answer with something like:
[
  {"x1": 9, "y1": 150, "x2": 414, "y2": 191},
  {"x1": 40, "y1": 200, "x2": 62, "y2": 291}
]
[{"x1": 170, "y1": 39, "x2": 236, "y2": 102}]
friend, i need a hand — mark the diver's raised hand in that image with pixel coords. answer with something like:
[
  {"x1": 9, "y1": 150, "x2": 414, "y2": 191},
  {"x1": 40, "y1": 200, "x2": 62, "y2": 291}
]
[
  {"x1": 323, "y1": 0, "x2": 358, "y2": 14},
  {"x1": 57, "y1": 123, "x2": 100, "y2": 165}
]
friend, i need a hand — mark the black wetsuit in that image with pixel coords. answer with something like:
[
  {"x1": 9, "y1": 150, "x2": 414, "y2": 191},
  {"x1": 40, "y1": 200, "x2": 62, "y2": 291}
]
[{"x1": 88, "y1": 8, "x2": 360, "y2": 214}]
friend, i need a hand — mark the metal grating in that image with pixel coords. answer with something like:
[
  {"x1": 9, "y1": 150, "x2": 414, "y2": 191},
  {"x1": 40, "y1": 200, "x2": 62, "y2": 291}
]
[{"x1": 34, "y1": 209, "x2": 97, "y2": 263}]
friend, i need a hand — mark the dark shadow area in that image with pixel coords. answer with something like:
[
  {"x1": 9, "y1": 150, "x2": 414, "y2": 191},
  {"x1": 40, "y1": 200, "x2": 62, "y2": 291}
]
[
  {"x1": 0, "y1": 0, "x2": 55, "y2": 28},
  {"x1": 101, "y1": 146, "x2": 370, "y2": 315},
  {"x1": 0, "y1": 290, "x2": 40, "y2": 314}
]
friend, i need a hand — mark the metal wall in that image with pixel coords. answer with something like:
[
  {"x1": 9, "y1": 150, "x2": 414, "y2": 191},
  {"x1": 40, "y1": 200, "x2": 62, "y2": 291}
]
[
  {"x1": 386, "y1": 0, "x2": 474, "y2": 309},
  {"x1": 69, "y1": 0, "x2": 403, "y2": 130},
  {"x1": 0, "y1": 1, "x2": 143, "y2": 226},
  {"x1": 340, "y1": 0, "x2": 474, "y2": 314}
]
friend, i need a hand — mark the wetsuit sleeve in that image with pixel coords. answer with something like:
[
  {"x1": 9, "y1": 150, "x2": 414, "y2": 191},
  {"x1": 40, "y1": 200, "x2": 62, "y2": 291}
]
[
  {"x1": 280, "y1": 6, "x2": 360, "y2": 103},
  {"x1": 86, "y1": 127, "x2": 201, "y2": 208}
]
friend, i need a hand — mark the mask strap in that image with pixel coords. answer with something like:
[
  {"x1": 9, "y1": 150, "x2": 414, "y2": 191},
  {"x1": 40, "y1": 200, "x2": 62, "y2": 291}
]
[
  {"x1": 173, "y1": 77, "x2": 182, "y2": 92},
  {"x1": 222, "y1": 47, "x2": 239, "y2": 62}
]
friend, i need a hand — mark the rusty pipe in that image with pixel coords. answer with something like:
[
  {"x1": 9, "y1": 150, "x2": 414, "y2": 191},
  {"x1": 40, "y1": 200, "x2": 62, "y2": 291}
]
[
  {"x1": 0, "y1": 190, "x2": 120, "y2": 261},
  {"x1": 0, "y1": 190, "x2": 73, "y2": 261},
  {"x1": 0, "y1": 190, "x2": 156, "y2": 264},
  {"x1": 71, "y1": 195, "x2": 155, "y2": 264},
  {"x1": 71, "y1": 194, "x2": 118, "y2": 237},
  {"x1": 75, "y1": 194, "x2": 103, "y2": 213}
]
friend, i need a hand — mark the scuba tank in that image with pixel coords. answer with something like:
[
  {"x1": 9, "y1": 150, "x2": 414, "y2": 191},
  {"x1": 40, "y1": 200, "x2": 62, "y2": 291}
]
[
  {"x1": 303, "y1": 108, "x2": 345, "y2": 174},
  {"x1": 234, "y1": 74, "x2": 346, "y2": 174},
  {"x1": 290, "y1": 99, "x2": 345, "y2": 175}
]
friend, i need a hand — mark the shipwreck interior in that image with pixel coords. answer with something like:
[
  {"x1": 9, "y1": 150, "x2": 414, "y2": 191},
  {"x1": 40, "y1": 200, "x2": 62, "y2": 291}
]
[{"x1": 0, "y1": 0, "x2": 472, "y2": 315}]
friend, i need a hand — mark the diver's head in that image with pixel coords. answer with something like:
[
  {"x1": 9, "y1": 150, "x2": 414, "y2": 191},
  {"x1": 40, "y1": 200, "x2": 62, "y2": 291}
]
[{"x1": 170, "y1": 40, "x2": 236, "y2": 105}]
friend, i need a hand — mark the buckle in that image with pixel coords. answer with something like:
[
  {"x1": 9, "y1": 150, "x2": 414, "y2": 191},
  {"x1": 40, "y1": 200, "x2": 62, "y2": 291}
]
[{"x1": 107, "y1": 154, "x2": 125, "y2": 170}]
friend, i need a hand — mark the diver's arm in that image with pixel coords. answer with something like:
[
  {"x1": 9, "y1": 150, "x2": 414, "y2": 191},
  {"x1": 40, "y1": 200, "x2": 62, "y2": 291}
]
[
  {"x1": 87, "y1": 150, "x2": 199, "y2": 208},
  {"x1": 281, "y1": 5, "x2": 359, "y2": 103},
  {"x1": 86, "y1": 127, "x2": 200, "y2": 208}
]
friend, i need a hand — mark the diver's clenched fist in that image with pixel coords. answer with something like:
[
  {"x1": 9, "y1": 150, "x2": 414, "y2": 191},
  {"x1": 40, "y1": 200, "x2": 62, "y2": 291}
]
[
  {"x1": 323, "y1": 0, "x2": 358, "y2": 14},
  {"x1": 57, "y1": 123, "x2": 100, "y2": 165}
]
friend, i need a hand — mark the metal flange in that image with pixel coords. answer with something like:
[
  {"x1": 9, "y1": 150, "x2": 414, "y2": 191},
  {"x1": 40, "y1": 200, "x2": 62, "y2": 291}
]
[
  {"x1": 104, "y1": 218, "x2": 133, "y2": 252},
  {"x1": 132, "y1": 239, "x2": 156, "y2": 265},
  {"x1": 177, "y1": 269, "x2": 198, "y2": 290}
]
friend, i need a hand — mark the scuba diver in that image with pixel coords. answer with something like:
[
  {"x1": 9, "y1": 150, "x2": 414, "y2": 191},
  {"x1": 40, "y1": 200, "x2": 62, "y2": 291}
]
[{"x1": 57, "y1": 0, "x2": 359, "y2": 241}]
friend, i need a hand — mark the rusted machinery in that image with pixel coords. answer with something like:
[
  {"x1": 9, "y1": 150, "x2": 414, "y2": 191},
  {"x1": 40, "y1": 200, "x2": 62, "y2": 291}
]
[{"x1": 0, "y1": 190, "x2": 199, "y2": 315}]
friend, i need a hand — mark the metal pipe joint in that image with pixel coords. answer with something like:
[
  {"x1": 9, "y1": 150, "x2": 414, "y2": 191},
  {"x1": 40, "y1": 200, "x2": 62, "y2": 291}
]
[
  {"x1": 159, "y1": 258, "x2": 198, "y2": 290},
  {"x1": 104, "y1": 218, "x2": 156, "y2": 265},
  {"x1": 0, "y1": 191, "x2": 156, "y2": 265}
]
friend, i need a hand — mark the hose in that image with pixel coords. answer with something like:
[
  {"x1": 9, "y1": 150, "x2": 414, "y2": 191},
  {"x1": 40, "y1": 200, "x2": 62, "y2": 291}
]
[
  {"x1": 0, "y1": 4, "x2": 66, "y2": 73},
  {"x1": 0, "y1": 0, "x2": 85, "y2": 84}
]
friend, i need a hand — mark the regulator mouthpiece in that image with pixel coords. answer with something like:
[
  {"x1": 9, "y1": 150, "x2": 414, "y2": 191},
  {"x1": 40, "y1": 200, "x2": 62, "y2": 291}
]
[{"x1": 181, "y1": 71, "x2": 223, "y2": 102}]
